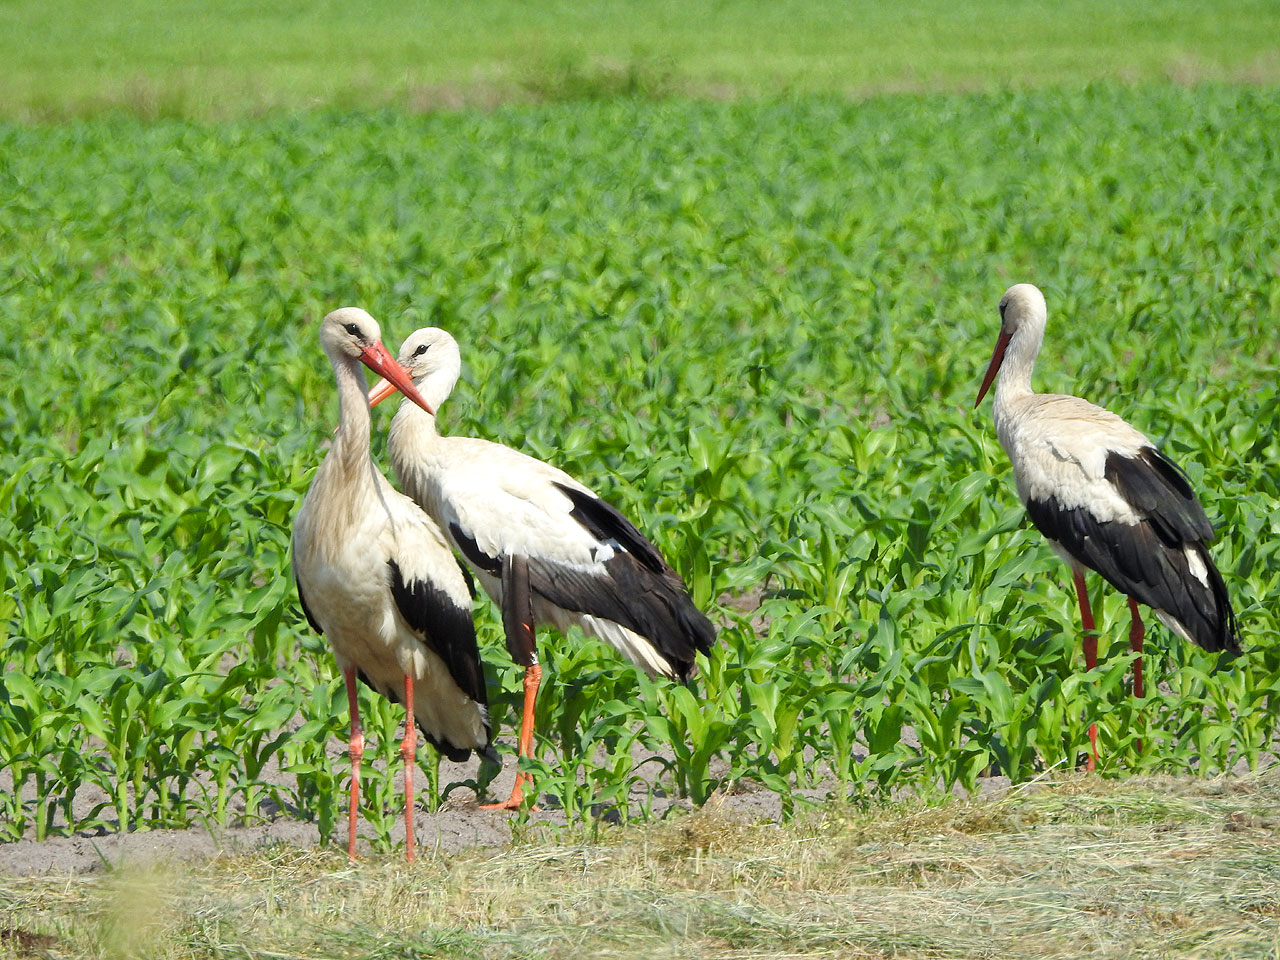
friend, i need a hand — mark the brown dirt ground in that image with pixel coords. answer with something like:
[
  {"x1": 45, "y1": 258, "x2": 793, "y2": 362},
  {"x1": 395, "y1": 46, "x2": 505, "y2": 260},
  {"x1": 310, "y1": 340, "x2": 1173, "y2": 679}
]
[{"x1": 0, "y1": 741, "x2": 880, "y2": 875}]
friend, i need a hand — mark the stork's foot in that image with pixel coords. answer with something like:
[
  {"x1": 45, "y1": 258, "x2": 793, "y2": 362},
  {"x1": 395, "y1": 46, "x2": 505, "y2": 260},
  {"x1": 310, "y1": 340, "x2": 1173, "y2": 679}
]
[
  {"x1": 479, "y1": 797, "x2": 531, "y2": 812},
  {"x1": 479, "y1": 773, "x2": 539, "y2": 812}
]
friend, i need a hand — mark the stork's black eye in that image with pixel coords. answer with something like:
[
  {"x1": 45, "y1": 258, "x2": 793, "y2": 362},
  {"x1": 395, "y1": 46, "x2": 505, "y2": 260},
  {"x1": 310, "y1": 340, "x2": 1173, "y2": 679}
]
[
  {"x1": 413, "y1": 343, "x2": 429, "y2": 357},
  {"x1": 343, "y1": 323, "x2": 362, "y2": 337}
]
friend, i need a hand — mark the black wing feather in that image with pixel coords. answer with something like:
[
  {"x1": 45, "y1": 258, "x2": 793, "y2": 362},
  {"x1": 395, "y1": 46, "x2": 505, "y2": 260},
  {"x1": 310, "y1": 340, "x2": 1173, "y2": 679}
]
[
  {"x1": 447, "y1": 487, "x2": 717, "y2": 678},
  {"x1": 1106, "y1": 448, "x2": 1214, "y2": 544},
  {"x1": 385, "y1": 559, "x2": 491, "y2": 762},
  {"x1": 1024, "y1": 447, "x2": 1239, "y2": 654},
  {"x1": 387, "y1": 559, "x2": 488, "y2": 707},
  {"x1": 458, "y1": 561, "x2": 477, "y2": 600},
  {"x1": 295, "y1": 579, "x2": 323, "y2": 635},
  {"x1": 553, "y1": 481, "x2": 668, "y2": 574},
  {"x1": 353, "y1": 668, "x2": 480, "y2": 764},
  {"x1": 534, "y1": 484, "x2": 717, "y2": 677},
  {"x1": 450, "y1": 523, "x2": 502, "y2": 576}
]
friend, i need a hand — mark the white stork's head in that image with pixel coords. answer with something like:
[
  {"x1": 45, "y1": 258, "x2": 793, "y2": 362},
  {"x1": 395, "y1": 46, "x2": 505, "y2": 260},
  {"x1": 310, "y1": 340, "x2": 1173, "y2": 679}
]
[
  {"x1": 998, "y1": 283, "x2": 1047, "y2": 335},
  {"x1": 975, "y1": 283, "x2": 1047, "y2": 407},
  {"x1": 320, "y1": 308, "x2": 436, "y2": 415},
  {"x1": 369, "y1": 327, "x2": 462, "y2": 413}
]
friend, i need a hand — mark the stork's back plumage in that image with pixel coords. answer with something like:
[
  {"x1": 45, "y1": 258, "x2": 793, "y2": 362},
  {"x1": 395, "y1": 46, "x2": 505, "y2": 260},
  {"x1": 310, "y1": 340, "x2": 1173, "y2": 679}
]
[{"x1": 543, "y1": 482, "x2": 715, "y2": 675}]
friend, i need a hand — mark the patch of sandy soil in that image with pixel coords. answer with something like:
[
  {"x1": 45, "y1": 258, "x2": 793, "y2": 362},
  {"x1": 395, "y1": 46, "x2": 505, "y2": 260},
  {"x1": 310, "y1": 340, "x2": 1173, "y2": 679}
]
[
  {"x1": 23, "y1": 743, "x2": 1275, "y2": 877},
  {"x1": 15, "y1": 746, "x2": 1274, "y2": 876},
  {"x1": 0, "y1": 745, "x2": 855, "y2": 876}
]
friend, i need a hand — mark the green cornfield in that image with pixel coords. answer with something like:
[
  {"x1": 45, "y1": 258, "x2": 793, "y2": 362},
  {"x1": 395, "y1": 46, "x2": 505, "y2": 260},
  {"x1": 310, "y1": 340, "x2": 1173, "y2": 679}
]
[{"x1": 2, "y1": 84, "x2": 1278, "y2": 850}]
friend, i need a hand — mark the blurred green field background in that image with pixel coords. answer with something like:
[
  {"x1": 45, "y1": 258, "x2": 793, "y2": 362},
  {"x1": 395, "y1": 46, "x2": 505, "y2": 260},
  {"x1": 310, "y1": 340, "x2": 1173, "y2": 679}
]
[
  {"x1": 2, "y1": 0, "x2": 1279, "y2": 851},
  {"x1": 4, "y1": 0, "x2": 1280, "y2": 118}
]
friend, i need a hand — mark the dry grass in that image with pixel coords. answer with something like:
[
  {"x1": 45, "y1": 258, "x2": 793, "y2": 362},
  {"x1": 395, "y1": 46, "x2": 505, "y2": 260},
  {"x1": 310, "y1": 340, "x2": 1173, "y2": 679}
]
[{"x1": 2, "y1": 772, "x2": 1278, "y2": 959}]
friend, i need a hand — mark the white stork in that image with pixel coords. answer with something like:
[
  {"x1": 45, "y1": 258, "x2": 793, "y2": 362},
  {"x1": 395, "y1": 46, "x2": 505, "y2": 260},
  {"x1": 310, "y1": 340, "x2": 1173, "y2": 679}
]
[
  {"x1": 368, "y1": 327, "x2": 717, "y2": 810},
  {"x1": 292, "y1": 308, "x2": 491, "y2": 860},
  {"x1": 975, "y1": 283, "x2": 1240, "y2": 769}
]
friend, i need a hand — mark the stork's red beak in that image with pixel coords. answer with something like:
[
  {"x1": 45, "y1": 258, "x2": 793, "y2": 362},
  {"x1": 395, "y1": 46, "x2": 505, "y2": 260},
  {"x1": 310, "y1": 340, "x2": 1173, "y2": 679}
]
[
  {"x1": 359, "y1": 341, "x2": 434, "y2": 415},
  {"x1": 975, "y1": 327, "x2": 1012, "y2": 407},
  {"x1": 367, "y1": 376, "x2": 399, "y2": 408}
]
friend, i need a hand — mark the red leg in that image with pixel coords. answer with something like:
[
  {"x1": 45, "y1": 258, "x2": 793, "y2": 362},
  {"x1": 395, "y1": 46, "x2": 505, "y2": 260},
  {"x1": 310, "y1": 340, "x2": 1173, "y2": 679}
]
[
  {"x1": 1126, "y1": 597, "x2": 1145, "y2": 699},
  {"x1": 484, "y1": 558, "x2": 541, "y2": 812},
  {"x1": 1071, "y1": 569, "x2": 1099, "y2": 772},
  {"x1": 1127, "y1": 596, "x2": 1145, "y2": 754},
  {"x1": 480, "y1": 662, "x2": 542, "y2": 811},
  {"x1": 517, "y1": 663, "x2": 541, "y2": 759},
  {"x1": 401, "y1": 673, "x2": 417, "y2": 863},
  {"x1": 342, "y1": 666, "x2": 364, "y2": 861}
]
